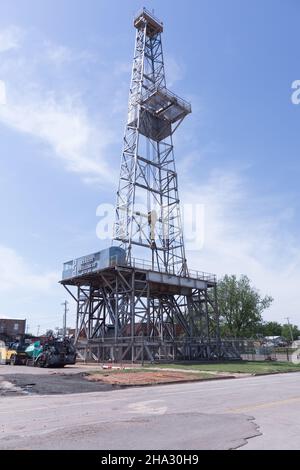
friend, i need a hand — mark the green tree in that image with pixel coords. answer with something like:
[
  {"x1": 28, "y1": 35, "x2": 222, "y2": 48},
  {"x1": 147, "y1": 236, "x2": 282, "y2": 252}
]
[
  {"x1": 218, "y1": 274, "x2": 273, "y2": 338},
  {"x1": 281, "y1": 324, "x2": 300, "y2": 342},
  {"x1": 259, "y1": 321, "x2": 282, "y2": 337}
]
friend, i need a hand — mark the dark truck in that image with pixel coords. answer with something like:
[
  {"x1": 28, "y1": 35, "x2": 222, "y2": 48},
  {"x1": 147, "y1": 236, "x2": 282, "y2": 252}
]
[{"x1": 24, "y1": 336, "x2": 76, "y2": 368}]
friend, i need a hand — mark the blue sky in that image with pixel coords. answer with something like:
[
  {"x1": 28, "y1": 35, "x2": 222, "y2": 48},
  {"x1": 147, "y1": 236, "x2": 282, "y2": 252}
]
[{"x1": 0, "y1": 0, "x2": 300, "y2": 333}]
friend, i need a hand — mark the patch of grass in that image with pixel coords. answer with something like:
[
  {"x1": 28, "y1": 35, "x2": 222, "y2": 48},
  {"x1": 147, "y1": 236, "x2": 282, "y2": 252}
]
[{"x1": 146, "y1": 361, "x2": 300, "y2": 375}]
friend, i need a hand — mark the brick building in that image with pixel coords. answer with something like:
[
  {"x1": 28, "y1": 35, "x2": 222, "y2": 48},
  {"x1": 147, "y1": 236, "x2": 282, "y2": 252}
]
[{"x1": 0, "y1": 317, "x2": 26, "y2": 340}]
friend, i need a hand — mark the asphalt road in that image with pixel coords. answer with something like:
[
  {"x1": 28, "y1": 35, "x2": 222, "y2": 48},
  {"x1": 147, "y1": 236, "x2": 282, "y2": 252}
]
[
  {"x1": 0, "y1": 364, "x2": 115, "y2": 396},
  {"x1": 0, "y1": 368, "x2": 300, "y2": 449}
]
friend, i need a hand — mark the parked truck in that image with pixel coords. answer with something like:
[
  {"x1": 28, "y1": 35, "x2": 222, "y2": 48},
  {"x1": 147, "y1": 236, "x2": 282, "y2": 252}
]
[
  {"x1": 0, "y1": 341, "x2": 27, "y2": 366},
  {"x1": 25, "y1": 336, "x2": 76, "y2": 368}
]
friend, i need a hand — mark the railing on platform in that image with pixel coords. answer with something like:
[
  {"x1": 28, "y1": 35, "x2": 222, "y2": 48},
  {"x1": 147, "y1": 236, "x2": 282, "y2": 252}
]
[
  {"x1": 141, "y1": 86, "x2": 192, "y2": 116},
  {"x1": 134, "y1": 7, "x2": 163, "y2": 29},
  {"x1": 125, "y1": 257, "x2": 216, "y2": 283}
]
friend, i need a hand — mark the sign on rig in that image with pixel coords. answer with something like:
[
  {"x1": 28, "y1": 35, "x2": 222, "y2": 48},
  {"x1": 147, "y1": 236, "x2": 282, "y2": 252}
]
[{"x1": 62, "y1": 247, "x2": 126, "y2": 280}]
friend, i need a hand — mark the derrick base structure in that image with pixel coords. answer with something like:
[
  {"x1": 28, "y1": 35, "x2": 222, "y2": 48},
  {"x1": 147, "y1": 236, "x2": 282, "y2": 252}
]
[{"x1": 61, "y1": 263, "x2": 221, "y2": 362}]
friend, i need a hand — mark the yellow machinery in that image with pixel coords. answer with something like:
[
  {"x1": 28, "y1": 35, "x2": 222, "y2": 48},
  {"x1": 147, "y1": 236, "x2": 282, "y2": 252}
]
[
  {"x1": 6, "y1": 343, "x2": 27, "y2": 365},
  {"x1": 0, "y1": 341, "x2": 27, "y2": 365},
  {"x1": 0, "y1": 340, "x2": 7, "y2": 364}
]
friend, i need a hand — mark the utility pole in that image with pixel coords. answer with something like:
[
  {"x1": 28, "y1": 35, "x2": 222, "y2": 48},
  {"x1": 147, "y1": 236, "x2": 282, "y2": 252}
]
[
  {"x1": 284, "y1": 317, "x2": 294, "y2": 342},
  {"x1": 36, "y1": 325, "x2": 40, "y2": 336},
  {"x1": 61, "y1": 301, "x2": 69, "y2": 337}
]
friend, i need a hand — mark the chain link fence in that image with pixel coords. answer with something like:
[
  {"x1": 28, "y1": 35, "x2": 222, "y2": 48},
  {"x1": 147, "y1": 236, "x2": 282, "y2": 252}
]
[{"x1": 221, "y1": 339, "x2": 299, "y2": 362}]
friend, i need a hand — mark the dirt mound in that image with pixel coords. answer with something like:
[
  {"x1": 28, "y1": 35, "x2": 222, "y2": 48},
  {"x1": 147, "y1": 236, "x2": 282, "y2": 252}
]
[{"x1": 87, "y1": 370, "x2": 213, "y2": 386}]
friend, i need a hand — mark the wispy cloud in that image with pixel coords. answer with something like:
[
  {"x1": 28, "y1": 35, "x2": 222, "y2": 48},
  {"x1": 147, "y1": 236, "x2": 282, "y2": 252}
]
[
  {"x1": 0, "y1": 245, "x2": 58, "y2": 293},
  {"x1": 44, "y1": 42, "x2": 97, "y2": 66},
  {"x1": 0, "y1": 26, "x2": 118, "y2": 184},
  {"x1": 0, "y1": 90, "x2": 114, "y2": 181},
  {"x1": 113, "y1": 61, "x2": 132, "y2": 76},
  {"x1": 165, "y1": 55, "x2": 185, "y2": 87},
  {"x1": 0, "y1": 244, "x2": 65, "y2": 331},
  {"x1": 0, "y1": 80, "x2": 6, "y2": 105},
  {"x1": 0, "y1": 26, "x2": 22, "y2": 53},
  {"x1": 182, "y1": 170, "x2": 300, "y2": 323}
]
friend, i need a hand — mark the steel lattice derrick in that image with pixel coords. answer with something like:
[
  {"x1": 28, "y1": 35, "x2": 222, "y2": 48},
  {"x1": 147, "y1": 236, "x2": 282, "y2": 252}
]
[
  {"x1": 114, "y1": 9, "x2": 190, "y2": 275},
  {"x1": 60, "y1": 9, "x2": 232, "y2": 363}
]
